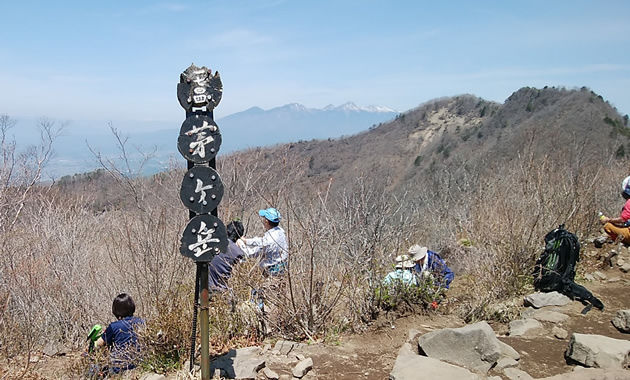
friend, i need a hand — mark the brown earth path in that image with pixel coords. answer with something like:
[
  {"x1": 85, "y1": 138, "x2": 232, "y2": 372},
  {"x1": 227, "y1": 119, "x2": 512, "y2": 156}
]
[{"x1": 295, "y1": 263, "x2": 630, "y2": 379}]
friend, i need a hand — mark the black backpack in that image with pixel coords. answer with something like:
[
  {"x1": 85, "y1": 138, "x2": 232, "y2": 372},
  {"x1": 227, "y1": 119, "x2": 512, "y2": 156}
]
[
  {"x1": 533, "y1": 225, "x2": 580, "y2": 284},
  {"x1": 532, "y1": 225, "x2": 604, "y2": 310}
]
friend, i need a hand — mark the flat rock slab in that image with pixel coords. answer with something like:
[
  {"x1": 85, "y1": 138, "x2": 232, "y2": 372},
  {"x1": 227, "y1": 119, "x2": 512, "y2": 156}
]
[
  {"x1": 417, "y1": 321, "x2": 502, "y2": 373},
  {"x1": 592, "y1": 271, "x2": 607, "y2": 280},
  {"x1": 499, "y1": 341, "x2": 521, "y2": 361},
  {"x1": 292, "y1": 357, "x2": 313, "y2": 378},
  {"x1": 612, "y1": 310, "x2": 630, "y2": 333},
  {"x1": 538, "y1": 367, "x2": 630, "y2": 379},
  {"x1": 566, "y1": 333, "x2": 630, "y2": 369},
  {"x1": 262, "y1": 367, "x2": 279, "y2": 379},
  {"x1": 273, "y1": 340, "x2": 300, "y2": 356},
  {"x1": 390, "y1": 343, "x2": 482, "y2": 380},
  {"x1": 523, "y1": 292, "x2": 571, "y2": 309},
  {"x1": 210, "y1": 346, "x2": 265, "y2": 379},
  {"x1": 140, "y1": 375, "x2": 166, "y2": 380},
  {"x1": 503, "y1": 367, "x2": 534, "y2": 380},
  {"x1": 531, "y1": 310, "x2": 569, "y2": 323},
  {"x1": 495, "y1": 357, "x2": 518, "y2": 370},
  {"x1": 508, "y1": 318, "x2": 544, "y2": 337},
  {"x1": 552, "y1": 326, "x2": 569, "y2": 340}
]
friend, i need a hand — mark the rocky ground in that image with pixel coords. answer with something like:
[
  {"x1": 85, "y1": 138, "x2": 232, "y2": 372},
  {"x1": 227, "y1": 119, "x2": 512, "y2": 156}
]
[{"x1": 6, "y1": 239, "x2": 630, "y2": 379}]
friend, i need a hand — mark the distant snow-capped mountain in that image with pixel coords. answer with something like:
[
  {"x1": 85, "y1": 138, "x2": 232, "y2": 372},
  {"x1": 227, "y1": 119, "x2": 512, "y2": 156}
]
[
  {"x1": 39, "y1": 102, "x2": 397, "y2": 178},
  {"x1": 217, "y1": 102, "x2": 398, "y2": 151},
  {"x1": 323, "y1": 102, "x2": 397, "y2": 113}
]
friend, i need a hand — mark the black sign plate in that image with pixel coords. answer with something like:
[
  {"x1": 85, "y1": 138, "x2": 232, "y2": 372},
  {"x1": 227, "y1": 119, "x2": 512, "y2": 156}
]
[
  {"x1": 180, "y1": 166, "x2": 224, "y2": 214},
  {"x1": 180, "y1": 214, "x2": 228, "y2": 262},
  {"x1": 177, "y1": 65, "x2": 222, "y2": 113},
  {"x1": 177, "y1": 114, "x2": 222, "y2": 163}
]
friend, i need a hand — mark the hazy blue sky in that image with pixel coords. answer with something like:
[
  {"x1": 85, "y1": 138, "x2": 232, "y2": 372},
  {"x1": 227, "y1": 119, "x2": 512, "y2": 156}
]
[{"x1": 1, "y1": 0, "x2": 629, "y2": 128}]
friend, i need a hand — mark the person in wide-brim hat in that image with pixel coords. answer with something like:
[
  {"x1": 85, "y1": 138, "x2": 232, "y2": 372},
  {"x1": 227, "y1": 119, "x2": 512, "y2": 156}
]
[
  {"x1": 383, "y1": 254, "x2": 417, "y2": 287},
  {"x1": 408, "y1": 244, "x2": 454, "y2": 289}
]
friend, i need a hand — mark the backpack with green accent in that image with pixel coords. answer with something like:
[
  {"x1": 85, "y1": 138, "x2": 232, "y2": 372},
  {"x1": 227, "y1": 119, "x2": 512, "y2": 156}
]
[
  {"x1": 532, "y1": 225, "x2": 604, "y2": 310},
  {"x1": 533, "y1": 225, "x2": 579, "y2": 286}
]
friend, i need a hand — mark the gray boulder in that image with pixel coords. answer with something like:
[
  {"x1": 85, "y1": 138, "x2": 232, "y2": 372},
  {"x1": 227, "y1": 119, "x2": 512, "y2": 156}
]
[
  {"x1": 503, "y1": 367, "x2": 534, "y2": 380},
  {"x1": 292, "y1": 357, "x2": 313, "y2": 378},
  {"x1": 552, "y1": 326, "x2": 569, "y2": 340},
  {"x1": 531, "y1": 310, "x2": 569, "y2": 323},
  {"x1": 612, "y1": 310, "x2": 630, "y2": 333},
  {"x1": 417, "y1": 321, "x2": 502, "y2": 373},
  {"x1": 565, "y1": 333, "x2": 630, "y2": 369},
  {"x1": 499, "y1": 341, "x2": 520, "y2": 361},
  {"x1": 508, "y1": 318, "x2": 544, "y2": 337},
  {"x1": 262, "y1": 367, "x2": 279, "y2": 379},
  {"x1": 272, "y1": 340, "x2": 299, "y2": 356},
  {"x1": 495, "y1": 357, "x2": 518, "y2": 370},
  {"x1": 390, "y1": 343, "x2": 481, "y2": 380},
  {"x1": 210, "y1": 346, "x2": 265, "y2": 379},
  {"x1": 523, "y1": 292, "x2": 571, "y2": 308},
  {"x1": 140, "y1": 375, "x2": 166, "y2": 380},
  {"x1": 538, "y1": 367, "x2": 630, "y2": 379}
]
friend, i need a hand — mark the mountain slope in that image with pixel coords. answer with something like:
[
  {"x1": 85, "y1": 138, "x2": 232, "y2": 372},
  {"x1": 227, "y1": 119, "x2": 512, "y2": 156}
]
[{"x1": 225, "y1": 87, "x2": 629, "y2": 194}]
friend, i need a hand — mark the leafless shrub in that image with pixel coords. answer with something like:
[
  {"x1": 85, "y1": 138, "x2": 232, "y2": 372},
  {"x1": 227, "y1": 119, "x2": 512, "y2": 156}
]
[{"x1": 2, "y1": 107, "x2": 629, "y2": 376}]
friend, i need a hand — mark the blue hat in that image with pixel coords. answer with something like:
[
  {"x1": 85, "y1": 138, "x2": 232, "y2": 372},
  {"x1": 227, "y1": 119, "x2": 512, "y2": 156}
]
[{"x1": 259, "y1": 207, "x2": 281, "y2": 223}]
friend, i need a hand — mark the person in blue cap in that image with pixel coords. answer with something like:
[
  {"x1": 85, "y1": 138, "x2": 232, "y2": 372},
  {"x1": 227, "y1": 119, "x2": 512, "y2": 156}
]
[{"x1": 237, "y1": 207, "x2": 289, "y2": 275}]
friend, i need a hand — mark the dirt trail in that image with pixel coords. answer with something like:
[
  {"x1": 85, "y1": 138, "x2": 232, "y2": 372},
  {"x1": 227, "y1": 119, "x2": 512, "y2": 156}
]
[{"x1": 300, "y1": 262, "x2": 630, "y2": 379}]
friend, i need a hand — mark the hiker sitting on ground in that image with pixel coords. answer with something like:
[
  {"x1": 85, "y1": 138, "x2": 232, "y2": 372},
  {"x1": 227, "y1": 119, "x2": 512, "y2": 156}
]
[
  {"x1": 208, "y1": 220, "x2": 246, "y2": 291},
  {"x1": 94, "y1": 293, "x2": 144, "y2": 374},
  {"x1": 599, "y1": 176, "x2": 630, "y2": 245},
  {"x1": 408, "y1": 245, "x2": 454, "y2": 289},
  {"x1": 237, "y1": 207, "x2": 288, "y2": 276},
  {"x1": 383, "y1": 254, "x2": 418, "y2": 287}
]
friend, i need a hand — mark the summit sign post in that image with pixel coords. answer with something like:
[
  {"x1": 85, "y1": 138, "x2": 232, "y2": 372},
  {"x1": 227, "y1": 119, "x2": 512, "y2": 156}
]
[{"x1": 177, "y1": 64, "x2": 226, "y2": 379}]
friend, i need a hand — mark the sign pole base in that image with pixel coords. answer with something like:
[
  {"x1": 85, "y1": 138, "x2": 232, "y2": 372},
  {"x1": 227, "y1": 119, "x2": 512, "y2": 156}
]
[{"x1": 200, "y1": 262, "x2": 210, "y2": 380}]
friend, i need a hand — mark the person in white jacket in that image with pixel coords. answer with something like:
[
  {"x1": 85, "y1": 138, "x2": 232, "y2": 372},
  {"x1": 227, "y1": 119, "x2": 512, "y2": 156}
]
[{"x1": 238, "y1": 207, "x2": 288, "y2": 276}]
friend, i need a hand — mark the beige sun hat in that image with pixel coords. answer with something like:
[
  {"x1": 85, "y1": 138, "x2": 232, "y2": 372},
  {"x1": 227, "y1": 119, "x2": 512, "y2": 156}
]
[
  {"x1": 395, "y1": 254, "x2": 415, "y2": 269},
  {"x1": 408, "y1": 245, "x2": 428, "y2": 261}
]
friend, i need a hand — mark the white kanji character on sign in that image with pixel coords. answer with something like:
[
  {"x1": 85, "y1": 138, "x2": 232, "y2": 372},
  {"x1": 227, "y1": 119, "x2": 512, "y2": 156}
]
[
  {"x1": 194, "y1": 179, "x2": 214, "y2": 203},
  {"x1": 188, "y1": 221, "x2": 220, "y2": 257}
]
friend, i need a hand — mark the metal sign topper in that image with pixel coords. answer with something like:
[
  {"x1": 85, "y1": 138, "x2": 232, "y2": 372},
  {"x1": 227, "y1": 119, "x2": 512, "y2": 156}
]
[{"x1": 177, "y1": 65, "x2": 223, "y2": 113}]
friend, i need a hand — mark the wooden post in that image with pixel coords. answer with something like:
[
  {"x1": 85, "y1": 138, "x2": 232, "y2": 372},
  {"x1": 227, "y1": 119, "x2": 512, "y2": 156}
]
[{"x1": 199, "y1": 262, "x2": 210, "y2": 379}]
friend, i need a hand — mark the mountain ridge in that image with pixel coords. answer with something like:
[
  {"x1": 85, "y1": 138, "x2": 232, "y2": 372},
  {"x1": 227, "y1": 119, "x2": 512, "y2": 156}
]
[{"x1": 218, "y1": 86, "x2": 630, "y2": 196}]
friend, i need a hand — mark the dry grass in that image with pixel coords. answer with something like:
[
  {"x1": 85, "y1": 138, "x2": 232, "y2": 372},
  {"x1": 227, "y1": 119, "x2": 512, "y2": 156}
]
[{"x1": 0, "y1": 111, "x2": 627, "y2": 376}]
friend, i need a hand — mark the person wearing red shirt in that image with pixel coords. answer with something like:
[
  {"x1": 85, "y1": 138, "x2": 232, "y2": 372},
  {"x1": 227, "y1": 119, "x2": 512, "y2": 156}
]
[{"x1": 600, "y1": 176, "x2": 630, "y2": 244}]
